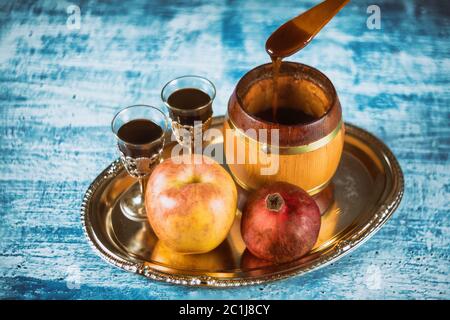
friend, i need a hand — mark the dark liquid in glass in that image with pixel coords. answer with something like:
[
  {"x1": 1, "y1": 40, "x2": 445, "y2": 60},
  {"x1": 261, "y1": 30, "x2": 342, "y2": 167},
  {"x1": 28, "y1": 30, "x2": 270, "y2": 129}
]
[
  {"x1": 254, "y1": 107, "x2": 316, "y2": 125},
  {"x1": 117, "y1": 119, "x2": 163, "y2": 157},
  {"x1": 167, "y1": 88, "x2": 212, "y2": 126}
]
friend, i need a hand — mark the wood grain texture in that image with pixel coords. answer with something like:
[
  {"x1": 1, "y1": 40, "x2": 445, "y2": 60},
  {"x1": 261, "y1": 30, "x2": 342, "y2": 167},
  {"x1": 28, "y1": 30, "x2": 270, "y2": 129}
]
[
  {"x1": 228, "y1": 62, "x2": 342, "y2": 145},
  {"x1": 0, "y1": 0, "x2": 448, "y2": 299},
  {"x1": 224, "y1": 120, "x2": 345, "y2": 193}
]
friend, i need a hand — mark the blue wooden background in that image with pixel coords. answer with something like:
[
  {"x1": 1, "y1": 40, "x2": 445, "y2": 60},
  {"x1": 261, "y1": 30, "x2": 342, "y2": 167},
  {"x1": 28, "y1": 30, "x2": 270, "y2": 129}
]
[{"x1": 0, "y1": 0, "x2": 449, "y2": 299}]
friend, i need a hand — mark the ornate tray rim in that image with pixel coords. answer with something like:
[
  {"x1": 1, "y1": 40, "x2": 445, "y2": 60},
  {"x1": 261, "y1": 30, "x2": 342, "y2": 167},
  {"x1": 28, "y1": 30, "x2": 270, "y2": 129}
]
[{"x1": 81, "y1": 117, "x2": 404, "y2": 287}]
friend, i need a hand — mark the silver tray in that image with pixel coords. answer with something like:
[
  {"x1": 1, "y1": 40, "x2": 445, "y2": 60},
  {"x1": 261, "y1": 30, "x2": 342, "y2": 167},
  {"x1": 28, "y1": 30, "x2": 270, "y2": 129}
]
[{"x1": 81, "y1": 116, "x2": 404, "y2": 287}]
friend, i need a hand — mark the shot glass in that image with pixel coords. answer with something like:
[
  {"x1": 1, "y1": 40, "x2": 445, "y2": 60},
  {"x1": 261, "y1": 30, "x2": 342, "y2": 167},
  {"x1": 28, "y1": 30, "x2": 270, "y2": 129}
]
[
  {"x1": 161, "y1": 75, "x2": 215, "y2": 153},
  {"x1": 111, "y1": 105, "x2": 168, "y2": 222}
]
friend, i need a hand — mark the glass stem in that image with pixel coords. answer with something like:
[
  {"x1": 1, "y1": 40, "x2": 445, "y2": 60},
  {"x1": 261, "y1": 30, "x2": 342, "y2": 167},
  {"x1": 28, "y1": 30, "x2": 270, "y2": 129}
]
[{"x1": 138, "y1": 176, "x2": 149, "y2": 199}]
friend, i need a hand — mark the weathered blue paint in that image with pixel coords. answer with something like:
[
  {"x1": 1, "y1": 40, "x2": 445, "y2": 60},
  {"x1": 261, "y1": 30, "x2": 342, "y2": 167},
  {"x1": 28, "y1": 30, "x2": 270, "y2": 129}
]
[{"x1": 0, "y1": 0, "x2": 448, "y2": 299}]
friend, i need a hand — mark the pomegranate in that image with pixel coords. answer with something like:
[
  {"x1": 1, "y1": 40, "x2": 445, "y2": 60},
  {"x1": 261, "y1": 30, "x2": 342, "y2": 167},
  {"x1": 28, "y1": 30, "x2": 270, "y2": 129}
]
[
  {"x1": 240, "y1": 249, "x2": 274, "y2": 270},
  {"x1": 241, "y1": 181, "x2": 321, "y2": 263}
]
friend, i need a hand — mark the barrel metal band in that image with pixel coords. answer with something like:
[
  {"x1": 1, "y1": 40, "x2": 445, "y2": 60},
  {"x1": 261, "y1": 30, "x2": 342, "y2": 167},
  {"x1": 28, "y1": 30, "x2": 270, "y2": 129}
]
[
  {"x1": 231, "y1": 170, "x2": 330, "y2": 195},
  {"x1": 227, "y1": 118, "x2": 343, "y2": 155}
]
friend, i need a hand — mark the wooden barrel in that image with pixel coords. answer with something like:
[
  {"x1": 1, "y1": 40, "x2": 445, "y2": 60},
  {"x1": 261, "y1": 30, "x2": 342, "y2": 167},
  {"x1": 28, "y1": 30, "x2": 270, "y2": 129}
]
[{"x1": 224, "y1": 62, "x2": 344, "y2": 195}]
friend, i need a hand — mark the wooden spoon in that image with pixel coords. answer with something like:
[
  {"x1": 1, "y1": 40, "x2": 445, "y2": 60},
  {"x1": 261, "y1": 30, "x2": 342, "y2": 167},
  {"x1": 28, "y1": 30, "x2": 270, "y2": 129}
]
[{"x1": 266, "y1": 0, "x2": 350, "y2": 59}]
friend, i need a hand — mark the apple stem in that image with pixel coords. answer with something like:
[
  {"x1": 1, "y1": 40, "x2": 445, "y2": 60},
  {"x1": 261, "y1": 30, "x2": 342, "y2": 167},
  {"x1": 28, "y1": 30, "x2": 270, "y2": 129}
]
[{"x1": 266, "y1": 193, "x2": 284, "y2": 212}]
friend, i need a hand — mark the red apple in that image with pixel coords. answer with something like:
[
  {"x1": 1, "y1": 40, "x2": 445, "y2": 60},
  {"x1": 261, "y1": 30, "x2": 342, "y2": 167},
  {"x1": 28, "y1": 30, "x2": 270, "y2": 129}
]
[
  {"x1": 241, "y1": 181, "x2": 321, "y2": 263},
  {"x1": 145, "y1": 155, "x2": 237, "y2": 254}
]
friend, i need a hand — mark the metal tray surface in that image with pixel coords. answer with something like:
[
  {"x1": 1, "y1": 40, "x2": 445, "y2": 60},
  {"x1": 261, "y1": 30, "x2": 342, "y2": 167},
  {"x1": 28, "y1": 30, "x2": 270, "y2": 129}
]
[{"x1": 81, "y1": 116, "x2": 404, "y2": 287}]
